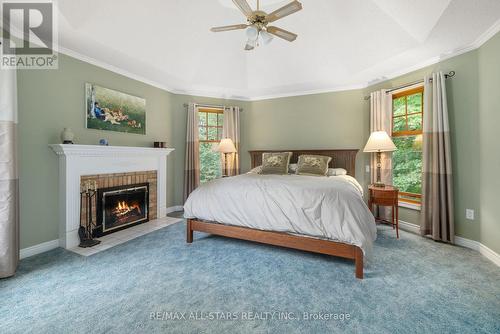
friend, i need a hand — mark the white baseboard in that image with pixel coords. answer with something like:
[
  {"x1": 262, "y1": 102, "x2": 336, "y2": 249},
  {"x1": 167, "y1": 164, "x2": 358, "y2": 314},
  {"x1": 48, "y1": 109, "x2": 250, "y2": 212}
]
[
  {"x1": 19, "y1": 207, "x2": 184, "y2": 259},
  {"x1": 454, "y1": 236, "x2": 480, "y2": 251},
  {"x1": 166, "y1": 205, "x2": 183, "y2": 213},
  {"x1": 398, "y1": 219, "x2": 500, "y2": 267},
  {"x1": 478, "y1": 244, "x2": 500, "y2": 267},
  {"x1": 20, "y1": 239, "x2": 59, "y2": 259},
  {"x1": 398, "y1": 220, "x2": 421, "y2": 234},
  {"x1": 455, "y1": 236, "x2": 500, "y2": 267},
  {"x1": 19, "y1": 217, "x2": 498, "y2": 267}
]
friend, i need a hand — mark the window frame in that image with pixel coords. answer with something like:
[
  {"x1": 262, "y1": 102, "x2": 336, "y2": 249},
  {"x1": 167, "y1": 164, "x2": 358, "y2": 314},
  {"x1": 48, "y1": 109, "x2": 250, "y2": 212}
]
[
  {"x1": 391, "y1": 86, "x2": 424, "y2": 208},
  {"x1": 198, "y1": 108, "x2": 224, "y2": 143},
  {"x1": 198, "y1": 107, "x2": 224, "y2": 183}
]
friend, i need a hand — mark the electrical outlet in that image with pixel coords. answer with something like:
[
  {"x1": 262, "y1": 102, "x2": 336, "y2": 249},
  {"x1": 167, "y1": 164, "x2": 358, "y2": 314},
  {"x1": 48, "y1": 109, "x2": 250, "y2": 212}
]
[
  {"x1": 365, "y1": 165, "x2": 370, "y2": 173},
  {"x1": 466, "y1": 209, "x2": 475, "y2": 220}
]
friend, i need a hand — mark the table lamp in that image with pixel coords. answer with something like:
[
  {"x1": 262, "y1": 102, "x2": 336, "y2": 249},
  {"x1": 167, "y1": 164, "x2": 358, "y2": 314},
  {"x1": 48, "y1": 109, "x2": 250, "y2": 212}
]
[
  {"x1": 217, "y1": 138, "x2": 237, "y2": 177},
  {"x1": 363, "y1": 131, "x2": 397, "y2": 187}
]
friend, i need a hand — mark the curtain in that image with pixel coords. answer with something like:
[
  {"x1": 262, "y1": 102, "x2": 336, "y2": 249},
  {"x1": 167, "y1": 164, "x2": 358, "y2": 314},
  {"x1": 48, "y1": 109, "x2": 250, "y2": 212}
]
[
  {"x1": 222, "y1": 107, "x2": 240, "y2": 176},
  {"x1": 421, "y1": 72, "x2": 454, "y2": 243},
  {"x1": 369, "y1": 89, "x2": 393, "y2": 218},
  {"x1": 183, "y1": 103, "x2": 200, "y2": 203},
  {"x1": 0, "y1": 67, "x2": 19, "y2": 278}
]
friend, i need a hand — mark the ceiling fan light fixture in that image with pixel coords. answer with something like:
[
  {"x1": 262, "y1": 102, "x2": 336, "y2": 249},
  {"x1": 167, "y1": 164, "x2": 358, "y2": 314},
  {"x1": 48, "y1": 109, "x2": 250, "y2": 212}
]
[
  {"x1": 244, "y1": 38, "x2": 256, "y2": 50},
  {"x1": 246, "y1": 25, "x2": 259, "y2": 40},
  {"x1": 211, "y1": 0, "x2": 303, "y2": 50},
  {"x1": 259, "y1": 30, "x2": 274, "y2": 45}
]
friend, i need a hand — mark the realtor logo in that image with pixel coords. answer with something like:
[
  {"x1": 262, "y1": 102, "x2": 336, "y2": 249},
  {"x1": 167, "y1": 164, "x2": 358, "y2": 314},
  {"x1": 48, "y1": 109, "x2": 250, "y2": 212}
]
[{"x1": 1, "y1": 1, "x2": 58, "y2": 69}]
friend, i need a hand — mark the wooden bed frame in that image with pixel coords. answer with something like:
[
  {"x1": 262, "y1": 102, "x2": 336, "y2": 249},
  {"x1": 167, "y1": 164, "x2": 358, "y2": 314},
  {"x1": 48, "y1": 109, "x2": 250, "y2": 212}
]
[{"x1": 187, "y1": 149, "x2": 365, "y2": 279}]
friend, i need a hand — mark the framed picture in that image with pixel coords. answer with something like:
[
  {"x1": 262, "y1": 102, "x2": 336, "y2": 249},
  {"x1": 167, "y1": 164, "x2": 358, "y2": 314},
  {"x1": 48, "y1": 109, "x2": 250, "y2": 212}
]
[{"x1": 85, "y1": 83, "x2": 146, "y2": 135}]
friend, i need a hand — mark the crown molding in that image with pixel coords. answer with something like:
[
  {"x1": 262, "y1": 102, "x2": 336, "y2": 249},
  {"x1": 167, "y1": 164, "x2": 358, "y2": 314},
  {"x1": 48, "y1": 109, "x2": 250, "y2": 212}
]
[
  {"x1": 55, "y1": 19, "x2": 500, "y2": 102},
  {"x1": 471, "y1": 18, "x2": 500, "y2": 49},
  {"x1": 246, "y1": 83, "x2": 368, "y2": 101},
  {"x1": 59, "y1": 46, "x2": 253, "y2": 101},
  {"x1": 58, "y1": 46, "x2": 177, "y2": 93}
]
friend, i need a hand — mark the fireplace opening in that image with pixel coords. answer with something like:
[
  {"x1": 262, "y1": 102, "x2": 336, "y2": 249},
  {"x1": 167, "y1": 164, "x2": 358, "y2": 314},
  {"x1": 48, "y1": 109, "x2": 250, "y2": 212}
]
[{"x1": 95, "y1": 183, "x2": 149, "y2": 236}]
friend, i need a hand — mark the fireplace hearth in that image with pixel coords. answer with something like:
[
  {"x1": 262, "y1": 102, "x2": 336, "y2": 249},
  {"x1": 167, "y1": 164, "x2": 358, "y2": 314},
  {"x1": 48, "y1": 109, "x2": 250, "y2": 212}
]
[{"x1": 95, "y1": 183, "x2": 149, "y2": 237}]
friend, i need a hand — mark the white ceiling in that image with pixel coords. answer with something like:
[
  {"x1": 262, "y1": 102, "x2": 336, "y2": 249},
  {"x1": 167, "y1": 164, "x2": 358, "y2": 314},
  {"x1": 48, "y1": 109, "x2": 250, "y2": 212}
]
[{"x1": 47, "y1": 1, "x2": 500, "y2": 99}]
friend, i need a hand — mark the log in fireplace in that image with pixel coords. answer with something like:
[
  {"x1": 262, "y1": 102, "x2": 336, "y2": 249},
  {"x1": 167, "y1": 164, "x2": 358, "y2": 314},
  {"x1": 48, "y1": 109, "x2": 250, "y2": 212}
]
[{"x1": 95, "y1": 183, "x2": 149, "y2": 237}]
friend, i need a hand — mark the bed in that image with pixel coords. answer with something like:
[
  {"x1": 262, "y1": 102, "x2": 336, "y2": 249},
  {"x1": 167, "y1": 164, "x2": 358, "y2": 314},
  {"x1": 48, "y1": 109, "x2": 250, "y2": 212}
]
[{"x1": 184, "y1": 149, "x2": 377, "y2": 279}]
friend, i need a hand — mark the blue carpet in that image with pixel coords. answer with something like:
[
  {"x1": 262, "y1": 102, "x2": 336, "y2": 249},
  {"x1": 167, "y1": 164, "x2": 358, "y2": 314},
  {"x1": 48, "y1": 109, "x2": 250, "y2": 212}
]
[{"x1": 1, "y1": 221, "x2": 499, "y2": 334}]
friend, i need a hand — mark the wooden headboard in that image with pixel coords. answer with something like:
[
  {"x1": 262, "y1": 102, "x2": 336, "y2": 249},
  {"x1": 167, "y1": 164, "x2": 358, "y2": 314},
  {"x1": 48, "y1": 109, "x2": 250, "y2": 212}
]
[{"x1": 249, "y1": 149, "x2": 359, "y2": 177}]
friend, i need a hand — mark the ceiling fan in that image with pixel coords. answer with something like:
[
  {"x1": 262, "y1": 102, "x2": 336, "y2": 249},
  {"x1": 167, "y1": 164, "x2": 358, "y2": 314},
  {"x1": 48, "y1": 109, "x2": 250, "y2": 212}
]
[{"x1": 211, "y1": 0, "x2": 303, "y2": 50}]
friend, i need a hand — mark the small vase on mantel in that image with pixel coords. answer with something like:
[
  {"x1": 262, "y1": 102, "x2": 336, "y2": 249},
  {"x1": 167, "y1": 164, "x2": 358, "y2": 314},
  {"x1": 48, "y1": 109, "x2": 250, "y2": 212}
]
[{"x1": 61, "y1": 127, "x2": 75, "y2": 144}]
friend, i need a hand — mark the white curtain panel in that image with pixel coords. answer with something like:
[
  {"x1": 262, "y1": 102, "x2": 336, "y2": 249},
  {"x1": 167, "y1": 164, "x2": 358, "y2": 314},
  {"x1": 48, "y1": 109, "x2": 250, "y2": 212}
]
[
  {"x1": 421, "y1": 72, "x2": 454, "y2": 243},
  {"x1": 183, "y1": 103, "x2": 200, "y2": 203},
  {"x1": 222, "y1": 107, "x2": 240, "y2": 176},
  {"x1": 0, "y1": 67, "x2": 19, "y2": 278},
  {"x1": 369, "y1": 89, "x2": 394, "y2": 184},
  {"x1": 369, "y1": 89, "x2": 393, "y2": 219}
]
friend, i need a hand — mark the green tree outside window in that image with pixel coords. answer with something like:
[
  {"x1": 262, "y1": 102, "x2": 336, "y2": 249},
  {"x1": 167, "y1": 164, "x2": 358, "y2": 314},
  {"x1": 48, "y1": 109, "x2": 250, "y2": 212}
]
[
  {"x1": 392, "y1": 88, "x2": 423, "y2": 204},
  {"x1": 198, "y1": 110, "x2": 223, "y2": 183}
]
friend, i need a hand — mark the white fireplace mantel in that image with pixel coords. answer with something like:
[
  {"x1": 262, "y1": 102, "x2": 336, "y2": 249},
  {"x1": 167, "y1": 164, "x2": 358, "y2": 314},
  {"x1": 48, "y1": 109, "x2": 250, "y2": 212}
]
[{"x1": 49, "y1": 144, "x2": 174, "y2": 249}]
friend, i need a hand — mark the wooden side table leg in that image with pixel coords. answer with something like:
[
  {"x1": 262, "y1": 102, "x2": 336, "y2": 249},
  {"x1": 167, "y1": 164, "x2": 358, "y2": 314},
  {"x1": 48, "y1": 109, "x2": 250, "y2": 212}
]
[
  {"x1": 187, "y1": 219, "x2": 193, "y2": 243},
  {"x1": 396, "y1": 205, "x2": 399, "y2": 239},
  {"x1": 392, "y1": 205, "x2": 395, "y2": 229}
]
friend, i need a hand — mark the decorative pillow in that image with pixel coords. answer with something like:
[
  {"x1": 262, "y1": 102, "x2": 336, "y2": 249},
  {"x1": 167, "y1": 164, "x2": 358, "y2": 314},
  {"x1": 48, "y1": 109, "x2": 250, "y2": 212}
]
[
  {"x1": 327, "y1": 168, "x2": 347, "y2": 176},
  {"x1": 248, "y1": 165, "x2": 262, "y2": 174},
  {"x1": 260, "y1": 152, "x2": 292, "y2": 175},
  {"x1": 288, "y1": 163, "x2": 298, "y2": 174},
  {"x1": 296, "y1": 155, "x2": 332, "y2": 176}
]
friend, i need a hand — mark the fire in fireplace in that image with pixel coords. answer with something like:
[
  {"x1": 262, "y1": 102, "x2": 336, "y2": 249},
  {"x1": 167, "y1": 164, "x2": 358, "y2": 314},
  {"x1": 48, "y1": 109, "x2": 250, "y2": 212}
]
[{"x1": 95, "y1": 183, "x2": 149, "y2": 236}]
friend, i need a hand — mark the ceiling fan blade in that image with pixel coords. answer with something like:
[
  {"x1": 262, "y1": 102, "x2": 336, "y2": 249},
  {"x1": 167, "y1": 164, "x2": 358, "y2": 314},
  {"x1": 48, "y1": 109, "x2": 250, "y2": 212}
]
[
  {"x1": 265, "y1": 1, "x2": 302, "y2": 23},
  {"x1": 232, "y1": 0, "x2": 253, "y2": 17},
  {"x1": 210, "y1": 24, "x2": 248, "y2": 32},
  {"x1": 266, "y1": 26, "x2": 298, "y2": 42}
]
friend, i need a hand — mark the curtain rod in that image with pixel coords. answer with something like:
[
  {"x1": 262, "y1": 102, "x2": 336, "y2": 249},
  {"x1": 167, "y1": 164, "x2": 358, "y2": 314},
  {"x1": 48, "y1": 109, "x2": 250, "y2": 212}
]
[
  {"x1": 363, "y1": 71, "x2": 456, "y2": 100},
  {"x1": 183, "y1": 103, "x2": 244, "y2": 112}
]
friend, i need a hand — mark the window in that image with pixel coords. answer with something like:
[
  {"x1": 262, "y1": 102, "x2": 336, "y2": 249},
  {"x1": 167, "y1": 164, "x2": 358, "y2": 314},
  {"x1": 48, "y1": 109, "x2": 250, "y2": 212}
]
[
  {"x1": 392, "y1": 87, "x2": 423, "y2": 206},
  {"x1": 198, "y1": 108, "x2": 224, "y2": 183}
]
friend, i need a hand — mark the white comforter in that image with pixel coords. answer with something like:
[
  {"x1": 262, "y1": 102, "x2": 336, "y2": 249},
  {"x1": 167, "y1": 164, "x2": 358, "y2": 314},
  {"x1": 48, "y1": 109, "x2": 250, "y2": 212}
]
[{"x1": 184, "y1": 174, "x2": 377, "y2": 258}]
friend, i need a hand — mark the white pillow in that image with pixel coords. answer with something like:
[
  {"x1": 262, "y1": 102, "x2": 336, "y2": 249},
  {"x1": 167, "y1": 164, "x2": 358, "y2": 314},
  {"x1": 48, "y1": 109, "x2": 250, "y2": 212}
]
[
  {"x1": 327, "y1": 168, "x2": 347, "y2": 176},
  {"x1": 249, "y1": 164, "x2": 298, "y2": 174},
  {"x1": 248, "y1": 165, "x2": 263, "y2": 174}
]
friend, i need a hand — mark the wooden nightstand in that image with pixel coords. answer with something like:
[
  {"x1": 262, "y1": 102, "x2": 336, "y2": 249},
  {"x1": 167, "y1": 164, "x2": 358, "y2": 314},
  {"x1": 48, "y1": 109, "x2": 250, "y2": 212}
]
[{"x1": 368, "y1": 185, "x2": 399, "y2": 238}]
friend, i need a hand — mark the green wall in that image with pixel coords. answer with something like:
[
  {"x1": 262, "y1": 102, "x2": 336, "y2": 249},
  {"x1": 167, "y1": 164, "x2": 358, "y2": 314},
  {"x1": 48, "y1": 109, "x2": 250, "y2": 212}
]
[
  {"x1": 363, "y1": 50, "x2": 481, "y2": 241},
  {"x1": 241, "y1": 49, "x2": 482, "y2": 243},
  {"x1": 241, "y1": 90, "x2": 370, "y2": 189},
  {"x1": 478, "y1": 33, "x2": 500, "y2": 254},
  {"x1": 16, "y1": 34, "x2": 499, "y2": 254},
  {"x1": 17, "y1": 54, "x2": 176, "y2": 248},
  {"x1": 170, "y1": 94, "x2": 251, "y2": 206}
]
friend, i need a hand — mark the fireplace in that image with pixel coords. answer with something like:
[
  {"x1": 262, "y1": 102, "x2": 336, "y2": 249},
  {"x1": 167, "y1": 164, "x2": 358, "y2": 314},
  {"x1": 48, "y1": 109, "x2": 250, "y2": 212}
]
[{"x1": 95, "y1": 183, "x2": 149, "y2": 237}]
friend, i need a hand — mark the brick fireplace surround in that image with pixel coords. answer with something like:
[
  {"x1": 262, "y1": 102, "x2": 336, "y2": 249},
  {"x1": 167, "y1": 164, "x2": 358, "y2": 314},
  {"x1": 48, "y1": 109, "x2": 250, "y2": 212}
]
[
  {"x1": 81, "y1": 171, "x2": 158, "y2": 233},
  {"x1": 50, "y1": 145, "x2": 174, "y2": 249}
]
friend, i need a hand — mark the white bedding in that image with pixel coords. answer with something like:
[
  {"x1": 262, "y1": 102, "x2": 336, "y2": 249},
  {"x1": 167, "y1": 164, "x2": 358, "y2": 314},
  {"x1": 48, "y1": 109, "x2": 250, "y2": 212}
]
[{"x1": 184, "y1": 173, "x2": 377, "y2": 258}]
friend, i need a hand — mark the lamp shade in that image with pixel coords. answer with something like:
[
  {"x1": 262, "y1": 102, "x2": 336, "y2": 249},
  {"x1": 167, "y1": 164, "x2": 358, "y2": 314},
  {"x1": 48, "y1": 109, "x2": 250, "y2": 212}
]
[
  {"x1": 363, "y1": 131, "x2": 397, "y2": 152},
  {"x1": 259, "y1": 30, "x2": 274, "y2": 45},
  {"x1": 246, "y1": 26, "x2": 259, "y2": 40},
  {"x1": 217, "y1": 138, "x2": 237, "y2": 153}
]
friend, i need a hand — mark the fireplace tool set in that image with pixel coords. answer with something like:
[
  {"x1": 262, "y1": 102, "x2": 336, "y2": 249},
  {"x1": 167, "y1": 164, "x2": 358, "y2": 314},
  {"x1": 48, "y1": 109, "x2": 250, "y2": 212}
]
[{"x1": 79, "y1": 180, "x2": 101, "y2": 248}]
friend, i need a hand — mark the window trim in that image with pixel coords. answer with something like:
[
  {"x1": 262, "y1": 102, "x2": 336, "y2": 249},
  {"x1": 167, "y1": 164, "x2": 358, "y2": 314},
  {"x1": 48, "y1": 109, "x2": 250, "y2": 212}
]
[
  {"x1": 198, "y1": 108, "x2": 224, "y2": 143},
  {"x1": 198, "y1": 108, "x2": 224, "y2": 183},
  {"x1": 398, "y1": 201, "x2": 421, "y2": 211},
  {"x1": 392, "y1": 87, "x2": 424, "y2": 207}
]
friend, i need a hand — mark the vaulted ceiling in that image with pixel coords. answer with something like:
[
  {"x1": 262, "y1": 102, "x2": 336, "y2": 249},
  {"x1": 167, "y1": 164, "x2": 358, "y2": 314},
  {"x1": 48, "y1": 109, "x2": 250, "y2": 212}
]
[{"x1": 52, "y1": 0, "x2": 500, "y2": 99}]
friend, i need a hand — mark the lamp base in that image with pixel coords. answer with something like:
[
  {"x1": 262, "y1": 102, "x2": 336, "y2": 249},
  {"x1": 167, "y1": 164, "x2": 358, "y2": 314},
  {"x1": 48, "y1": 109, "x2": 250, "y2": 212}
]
[{"x1": 373, "y1": 182, "x2": 386, "y2": 188}]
